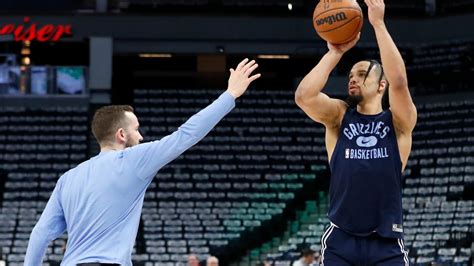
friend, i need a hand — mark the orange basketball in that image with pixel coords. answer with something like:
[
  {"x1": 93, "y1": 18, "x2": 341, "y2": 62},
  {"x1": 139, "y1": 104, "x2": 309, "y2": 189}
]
[{"x1": 313, "y1": 0, "x2": 363, "y2": 44}]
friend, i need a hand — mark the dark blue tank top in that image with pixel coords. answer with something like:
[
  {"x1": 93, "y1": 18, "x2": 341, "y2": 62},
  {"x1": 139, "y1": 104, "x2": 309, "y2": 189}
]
[{"x1": 328, "y1": 108, "x2": 403, "y2": 239}]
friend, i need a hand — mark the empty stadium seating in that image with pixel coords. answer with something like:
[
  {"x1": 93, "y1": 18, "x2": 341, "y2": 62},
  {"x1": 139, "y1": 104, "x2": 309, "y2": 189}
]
[
  {"x1": 0, "y1": 105, "x2": 89, "y2": 265},
  {"x1": 132, "y1": 88, "x2": 328, "y2": 265},
  {"x1": 0, "y1": 90, "x2": 472, "y2": 265}
]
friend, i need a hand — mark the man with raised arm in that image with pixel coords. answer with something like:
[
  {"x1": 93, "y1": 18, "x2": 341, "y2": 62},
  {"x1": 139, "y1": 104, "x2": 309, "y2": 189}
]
[{"x1": 25, "y1": 59, "x2": 261, "y2": 266}]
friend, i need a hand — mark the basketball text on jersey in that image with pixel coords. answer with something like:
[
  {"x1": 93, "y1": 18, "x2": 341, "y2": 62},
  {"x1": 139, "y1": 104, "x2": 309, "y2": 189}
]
[
  {"x1": 343, "y1": 121, "x2": 390, "y2": 140},
  {"x1": 343, "y1": 121, "x2": 391, "y2": 160},
  {"x1": 345, "y1": 147, "x2": 388, "y2": 159}
]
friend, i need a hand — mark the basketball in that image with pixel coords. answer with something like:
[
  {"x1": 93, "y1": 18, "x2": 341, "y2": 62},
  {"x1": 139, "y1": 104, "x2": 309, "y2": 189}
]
[{"x1": 313, "y1": 0, "x2": 363, "y2": 44}]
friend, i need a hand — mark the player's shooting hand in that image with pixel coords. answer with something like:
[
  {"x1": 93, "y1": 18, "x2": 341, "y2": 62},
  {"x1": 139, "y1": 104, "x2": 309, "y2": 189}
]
[{"x1": 327, "y1": 32, "x2": 360, "y2": 54}]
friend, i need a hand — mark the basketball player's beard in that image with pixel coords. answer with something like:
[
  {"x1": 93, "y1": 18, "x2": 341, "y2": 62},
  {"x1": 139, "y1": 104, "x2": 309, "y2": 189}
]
[{"x1": 345, "y1": 94, "x2": 363, "y2": 108}]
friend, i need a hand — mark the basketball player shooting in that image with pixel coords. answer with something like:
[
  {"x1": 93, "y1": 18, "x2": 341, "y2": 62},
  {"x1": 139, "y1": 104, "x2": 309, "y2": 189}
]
[
  {"x1": 24, "y1": 59, "x2": 260, "y2": 266},
  {"x1": 295, "y1": 0, "x2": 417, "y2": 265}
]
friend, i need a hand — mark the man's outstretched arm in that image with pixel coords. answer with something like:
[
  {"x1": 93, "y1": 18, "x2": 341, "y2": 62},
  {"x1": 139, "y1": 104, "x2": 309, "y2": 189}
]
[{"x1": 127, "y1": 58, "x2": 261, "y2": 180}]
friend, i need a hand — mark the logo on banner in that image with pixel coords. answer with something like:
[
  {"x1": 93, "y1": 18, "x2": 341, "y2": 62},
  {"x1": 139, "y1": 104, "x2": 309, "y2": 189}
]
[{"x1": 0, "y1": 17, "x2": 72, "y2": 42}]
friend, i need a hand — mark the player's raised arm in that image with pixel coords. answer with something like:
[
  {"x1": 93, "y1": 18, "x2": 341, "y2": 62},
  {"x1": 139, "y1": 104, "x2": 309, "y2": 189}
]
[
  {"x1": 295, "y1": 36, "x2": 359, "y2": 128},
  {"x1": 365, "y1": 0, "x2": 417, "y2": 133}
]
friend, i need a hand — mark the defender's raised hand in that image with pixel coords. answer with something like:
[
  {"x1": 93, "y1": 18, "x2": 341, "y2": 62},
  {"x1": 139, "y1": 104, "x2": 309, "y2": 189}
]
[
  {"x1": 227, "y1": 58, "x2": 261, "y2": 99},
  {"x1": 365, "y1": 0, "x2": 386, "y2": 27}
]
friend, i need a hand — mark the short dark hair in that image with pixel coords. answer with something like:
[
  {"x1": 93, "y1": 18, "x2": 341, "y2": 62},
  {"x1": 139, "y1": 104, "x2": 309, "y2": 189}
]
[{"x1": 91, "y1": 105, "x2": 134, "y2": 145}]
